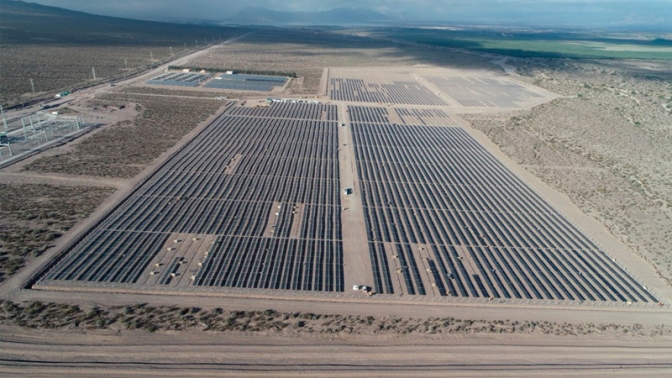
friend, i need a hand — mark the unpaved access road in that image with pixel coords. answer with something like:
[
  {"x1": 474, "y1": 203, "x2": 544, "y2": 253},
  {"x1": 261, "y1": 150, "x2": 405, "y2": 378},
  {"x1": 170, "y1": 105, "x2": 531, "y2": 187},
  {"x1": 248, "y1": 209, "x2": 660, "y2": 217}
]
[{"x1": 1, "y1": 326, "x2": 671, "y2": 377}]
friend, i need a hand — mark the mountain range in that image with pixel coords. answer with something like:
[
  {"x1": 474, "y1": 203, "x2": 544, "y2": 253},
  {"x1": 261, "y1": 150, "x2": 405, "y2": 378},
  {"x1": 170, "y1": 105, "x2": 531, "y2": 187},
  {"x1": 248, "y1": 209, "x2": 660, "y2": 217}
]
[{"x1": 222, "y1": 7, "x2": 396, "y2": 26}]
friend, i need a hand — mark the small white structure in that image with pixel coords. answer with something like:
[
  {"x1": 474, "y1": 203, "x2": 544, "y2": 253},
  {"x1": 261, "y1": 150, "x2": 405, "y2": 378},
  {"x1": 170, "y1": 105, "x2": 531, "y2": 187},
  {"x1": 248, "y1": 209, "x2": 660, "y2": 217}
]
[
  {"x1": 225, "y1": 70, "x2": 234, "y2": 75},
  {"x1": 353, "y1": 285, "x2": 370, "y2": 292}
]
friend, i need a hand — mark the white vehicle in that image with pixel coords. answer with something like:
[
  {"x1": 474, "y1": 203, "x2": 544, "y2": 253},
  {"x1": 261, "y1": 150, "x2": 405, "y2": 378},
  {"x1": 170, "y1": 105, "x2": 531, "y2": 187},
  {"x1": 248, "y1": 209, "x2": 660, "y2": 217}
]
[{"x1": 353, "y1": 285, "x2": 370, "y2": 292}]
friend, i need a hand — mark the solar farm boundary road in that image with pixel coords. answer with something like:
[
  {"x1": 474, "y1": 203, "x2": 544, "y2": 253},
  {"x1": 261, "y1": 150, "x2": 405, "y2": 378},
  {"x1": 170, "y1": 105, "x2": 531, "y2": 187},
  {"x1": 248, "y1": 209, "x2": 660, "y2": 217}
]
[
  {"x1": 319, "y1": 68, "x2": 330, "y2": 96},
  {"x1": 6, "y1": 280, "x2": 672, "y2": 326},
  {"x1": 0, "y1": 100, "x2": 236, "y2": 300},
  {"x1": 2, "y1": 327, "x2": 672, "y2": 377}
]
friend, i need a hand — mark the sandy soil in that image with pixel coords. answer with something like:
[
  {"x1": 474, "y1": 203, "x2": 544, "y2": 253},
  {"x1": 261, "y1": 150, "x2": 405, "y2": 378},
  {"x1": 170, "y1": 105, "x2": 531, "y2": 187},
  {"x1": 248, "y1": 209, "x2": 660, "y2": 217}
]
[{"x1": 1, "y1": 325, "x2": 671, "y2": 377}]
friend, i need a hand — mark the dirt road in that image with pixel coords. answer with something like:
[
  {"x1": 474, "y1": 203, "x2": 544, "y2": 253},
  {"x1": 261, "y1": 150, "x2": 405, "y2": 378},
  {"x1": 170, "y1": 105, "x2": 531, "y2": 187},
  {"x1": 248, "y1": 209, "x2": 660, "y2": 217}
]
[{"x1": 1, "y1": 326, "x2": 671, "y2": 377}]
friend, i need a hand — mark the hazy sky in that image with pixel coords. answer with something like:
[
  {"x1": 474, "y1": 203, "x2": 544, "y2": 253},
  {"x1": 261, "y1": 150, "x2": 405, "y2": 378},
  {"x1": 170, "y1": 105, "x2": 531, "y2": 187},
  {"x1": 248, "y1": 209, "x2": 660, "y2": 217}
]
[{"x1": 23, "y1": 0, "x2": 672, "y2": 28}]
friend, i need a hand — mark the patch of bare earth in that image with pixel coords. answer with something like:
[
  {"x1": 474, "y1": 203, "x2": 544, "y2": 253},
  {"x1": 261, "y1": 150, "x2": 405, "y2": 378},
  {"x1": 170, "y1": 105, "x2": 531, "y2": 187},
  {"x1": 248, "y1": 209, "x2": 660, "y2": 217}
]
[
  {"x1": 2, "y1": 301, "x2": 668, "y2": 338},
  {"x1": 119, "y1": 86, "x2": 254, "y2": 99},
  {"x1": 23, "y1": 95, "x2": 223, "y2": 179},
  {"x1": 0, "y1": 184, "x2": 115, "y2": 283}
]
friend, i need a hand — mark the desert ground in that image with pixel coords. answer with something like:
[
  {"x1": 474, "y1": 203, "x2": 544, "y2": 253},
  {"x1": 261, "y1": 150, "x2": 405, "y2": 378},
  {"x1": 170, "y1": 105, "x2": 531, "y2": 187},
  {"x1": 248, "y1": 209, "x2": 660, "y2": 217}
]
[
  {"x1": 3, "y1": 324, "x2": 671, "y2": 377},
  {"x1": 1, "y1": 26, "x2": 672, "y2": 375}
]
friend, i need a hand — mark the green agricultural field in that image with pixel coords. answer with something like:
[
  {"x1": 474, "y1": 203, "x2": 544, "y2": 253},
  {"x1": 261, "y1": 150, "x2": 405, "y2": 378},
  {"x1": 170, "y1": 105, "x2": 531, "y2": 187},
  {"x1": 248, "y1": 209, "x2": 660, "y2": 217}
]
[{"x1": 377, "y1": 28, "x2": 672, "y2": 60}]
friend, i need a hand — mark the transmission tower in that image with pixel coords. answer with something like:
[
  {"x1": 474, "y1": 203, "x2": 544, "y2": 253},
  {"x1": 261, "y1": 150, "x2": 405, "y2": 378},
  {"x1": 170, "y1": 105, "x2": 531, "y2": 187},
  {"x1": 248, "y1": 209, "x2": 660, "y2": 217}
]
[{"x1": 30, "y1": 79, "x2": 36, "y2": 95}]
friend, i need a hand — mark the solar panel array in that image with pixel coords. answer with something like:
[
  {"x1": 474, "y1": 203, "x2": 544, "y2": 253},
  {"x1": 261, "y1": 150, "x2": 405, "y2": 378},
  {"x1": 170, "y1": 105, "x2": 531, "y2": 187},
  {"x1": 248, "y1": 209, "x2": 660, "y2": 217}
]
[
  {"x1": 330, "y1": 78, "x2": 446, "y2": 106},
  {"x1": 147, "y1": 72, "x2": 211, "y2": 87},
  {"x1": 425, "y1": 76, "x2": 543, "y2": 107},
  {"x1": 41, "y1": 103, "x2": 344, "y2": 293},
  {"x1": 227, "y1": 102, "x2": 337, "y2": 120},
  {"x1": 204, "y1": 74, "x2": 288, "y2": 92},
  {"x1": 348, "y1": 105, "x2": 452, "y2": 126},
  {"x1": 349, "y1": 105, "x2": 656, "y2": 303}
]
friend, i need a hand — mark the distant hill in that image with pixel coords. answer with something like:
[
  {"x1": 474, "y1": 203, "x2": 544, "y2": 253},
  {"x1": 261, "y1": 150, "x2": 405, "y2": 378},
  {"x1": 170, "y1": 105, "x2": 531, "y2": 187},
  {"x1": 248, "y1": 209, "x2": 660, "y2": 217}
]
[
  {"x1": 1, "y1": 0, "x2": 241, "y2": 46},
  {"x1": 225, "y1": 7, "x2": 396, "y2": 26}
]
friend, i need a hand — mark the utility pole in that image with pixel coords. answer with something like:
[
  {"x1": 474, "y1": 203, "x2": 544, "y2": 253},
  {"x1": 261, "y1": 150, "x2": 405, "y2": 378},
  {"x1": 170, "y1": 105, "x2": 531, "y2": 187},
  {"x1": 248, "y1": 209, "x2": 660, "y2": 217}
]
[
  {"x1": 184, "y1": 42, "x2": 187, "y2": 51},
  {"x1": 92, "y1": 67, "x2": 97, "y2": 80},
  {"x1": 170, "y1": 46, "x2": 173, "y2": 55},
  {"x1": 0, "y1": 104, "x2": 8, "y2": 132},
  {"x1": 0, "y1": 142, "x2": 12, "y2": 157},
  {"x1": 21, "y1": 118, "x2": 28, "y2": 139},
  {"x1": 124, "y1": 58, "x2": 128, "y2": 70},
  {"x1": 29, "y1": 79, "x2": 35, "y2": 95},
  {"x1": 150, "y1": 51, "x2": 154, "y2": 61}
]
